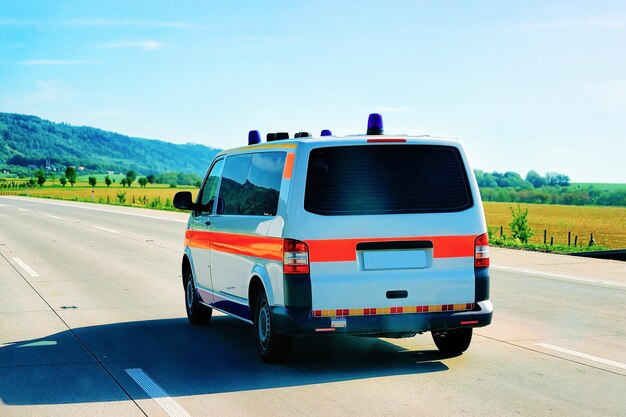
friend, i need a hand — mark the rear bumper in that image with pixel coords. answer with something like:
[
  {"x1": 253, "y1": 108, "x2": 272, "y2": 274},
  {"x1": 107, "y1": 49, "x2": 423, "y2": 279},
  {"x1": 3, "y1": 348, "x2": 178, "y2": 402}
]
[{"x1": 272, "y1": 300, "x2": 493, "y2": 336}]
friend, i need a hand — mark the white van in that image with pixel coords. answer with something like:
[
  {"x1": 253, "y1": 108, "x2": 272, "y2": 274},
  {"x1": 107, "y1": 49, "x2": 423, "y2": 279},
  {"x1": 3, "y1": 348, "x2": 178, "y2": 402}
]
[{"x1": 174, "y1": 114, "x2": 493, "y2": 362}]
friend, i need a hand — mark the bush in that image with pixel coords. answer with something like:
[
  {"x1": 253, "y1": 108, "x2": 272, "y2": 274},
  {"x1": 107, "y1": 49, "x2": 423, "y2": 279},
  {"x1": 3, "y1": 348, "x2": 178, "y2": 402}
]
[
  {"x1": 116, "y1": 191, "x2": 127, "y2": 204},
  {"x1": 509, "y1": 205, "x2": 533, "y2": 244}
]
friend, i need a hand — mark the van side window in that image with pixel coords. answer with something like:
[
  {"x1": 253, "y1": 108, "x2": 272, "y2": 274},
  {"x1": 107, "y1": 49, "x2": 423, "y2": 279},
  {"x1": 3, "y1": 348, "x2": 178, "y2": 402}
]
[
  {"x1": 219, "y1": 152, "x2": 286, "y2": 216},
  {"x1": 197, "y1": 158, "x2": 224, "y2": 215}
]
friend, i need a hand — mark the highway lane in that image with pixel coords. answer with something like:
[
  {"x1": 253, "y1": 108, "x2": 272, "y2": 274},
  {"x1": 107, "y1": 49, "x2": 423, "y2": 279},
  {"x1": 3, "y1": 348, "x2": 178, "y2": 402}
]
[{"x1": 1, "y1": 196, "x2": 625, "y2": 417}]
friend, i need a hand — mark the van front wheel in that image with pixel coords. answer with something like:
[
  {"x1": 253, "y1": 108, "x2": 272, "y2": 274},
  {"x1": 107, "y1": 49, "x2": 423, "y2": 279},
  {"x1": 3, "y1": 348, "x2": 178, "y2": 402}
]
[
  {"x1": 432, "y1": 328, "x2": 472, "y2": 354},
  {"x1": 254, "y1": 291, "x2": 292, "y2": 363}
]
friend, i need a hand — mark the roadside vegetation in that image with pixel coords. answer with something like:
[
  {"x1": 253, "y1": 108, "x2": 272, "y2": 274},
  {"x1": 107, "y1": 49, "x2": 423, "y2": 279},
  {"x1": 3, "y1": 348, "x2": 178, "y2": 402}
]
[{"x1": 484, "y1": 202, "x2": 625, "y2": 251}]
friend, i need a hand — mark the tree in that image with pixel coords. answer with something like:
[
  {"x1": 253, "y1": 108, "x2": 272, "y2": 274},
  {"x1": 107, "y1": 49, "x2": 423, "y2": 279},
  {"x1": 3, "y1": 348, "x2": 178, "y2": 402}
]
[
  {"x1": 88, "y1": 176, "x2": 97, "y2": 187},
  {"x1": 104, "y1": 175, "x2": 112, "y2": 187},
  {"x1": 59, "y1": 176, "x2": 67, "y2": 187},
  {"x1": 545, "y1": 172, "x2": 570, "y2": 187},
  {"x1": 65, "y1": 166, "x2": 77, "y2": 187},
  {"x1": 120, "y1": 178, "x2": 128, "y2": 187},
  {"x1": 146, "y1": 174, "x2": 156, "y2": 184},
  {"x1": 138, "y1": 177, "x2": 148, "y2": 188},
  {"x1": 34, "y1": 168, "x2": 46, "y2": 187},
  {"x1": 525, "y1": 170, "x2": 546, "y2": 188},
  {"x1": 126, "y1": 170, "x2": 137, "y2": 187}
]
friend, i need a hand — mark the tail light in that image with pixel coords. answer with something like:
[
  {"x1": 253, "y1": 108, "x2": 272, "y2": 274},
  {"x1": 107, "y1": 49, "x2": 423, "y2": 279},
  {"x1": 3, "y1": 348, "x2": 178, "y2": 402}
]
[
  {"x1": 474, "y1": 233, "x2": 490, "y2": 268},
  {"x1": 283, "y1": 239, "x2": 309, "y2": 274}
]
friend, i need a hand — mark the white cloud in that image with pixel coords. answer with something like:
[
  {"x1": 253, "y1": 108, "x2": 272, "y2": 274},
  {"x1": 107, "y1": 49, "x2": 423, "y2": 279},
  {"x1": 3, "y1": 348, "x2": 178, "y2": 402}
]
[
  {"x1": 67, "y1": 19, "x2": 207, "y2": 29},
  {"x1": 16, "y1": 59, "x2": 99, "y2": 66},
  {"x1": 18, "y1": 81, "x2": 74, "y2": 103},
  {"x1": 102, "y1": 40, "x2": 163, "y2": 51}
]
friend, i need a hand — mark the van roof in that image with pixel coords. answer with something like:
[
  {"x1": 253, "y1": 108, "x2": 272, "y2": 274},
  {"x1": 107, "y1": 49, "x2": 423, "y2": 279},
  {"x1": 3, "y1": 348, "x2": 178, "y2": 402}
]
[{"x1": 217, "y1": 134, "x2": 462, "y2": 157}]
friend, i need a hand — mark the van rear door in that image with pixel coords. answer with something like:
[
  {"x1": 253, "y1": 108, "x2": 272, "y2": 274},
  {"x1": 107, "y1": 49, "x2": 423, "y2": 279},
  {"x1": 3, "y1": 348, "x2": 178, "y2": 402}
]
[{"x1": 299, "y1": 143, "x2": 481, "y2": 316}]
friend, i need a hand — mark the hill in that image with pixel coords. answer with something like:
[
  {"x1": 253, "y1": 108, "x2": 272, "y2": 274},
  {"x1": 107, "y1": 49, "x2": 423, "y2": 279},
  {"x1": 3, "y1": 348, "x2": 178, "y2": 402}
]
[{"x1": 0, "y1": 113, "x2": 220, "y2": 176}]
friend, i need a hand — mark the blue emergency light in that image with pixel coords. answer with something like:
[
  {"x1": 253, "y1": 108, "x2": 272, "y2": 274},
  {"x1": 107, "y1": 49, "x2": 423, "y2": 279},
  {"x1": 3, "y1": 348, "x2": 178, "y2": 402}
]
[
  {"x1": 367, "y1": 113, "x2": 384, "y2": 135},
  {"x1": 248, "y1": 130, "x2": 261, "y2": 145},
  {"x1": 321, "y1": 129, "x2": 332, "y2": 137}
]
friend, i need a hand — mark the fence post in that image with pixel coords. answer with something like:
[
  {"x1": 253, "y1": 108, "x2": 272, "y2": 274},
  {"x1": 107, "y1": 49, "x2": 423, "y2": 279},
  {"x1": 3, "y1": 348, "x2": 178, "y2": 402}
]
[
  {"x1": 574, "y1": 235, "x2": 578, "y2": 246},
  {"x1": 500, "y1": 226, "x2": 503, "y2": 238},
  {"x1": 588, "y1": 233, "x2": 596, "y2": 247},
  {"x1": 550, "y1": 237, "x2": 554, "y2": 246},
  {"x1": 568, "y1": 231, "x2": 571, "y2": 247},
  {"x1": 543, "y1": 230, "x2": 547, "y2": 244}
]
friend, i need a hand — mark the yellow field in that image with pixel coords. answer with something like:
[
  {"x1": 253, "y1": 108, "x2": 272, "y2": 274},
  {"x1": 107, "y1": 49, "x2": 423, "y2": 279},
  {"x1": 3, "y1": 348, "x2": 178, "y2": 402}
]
[{"x1": 484, "y1": 202, "x2": 626, "y2": 249}]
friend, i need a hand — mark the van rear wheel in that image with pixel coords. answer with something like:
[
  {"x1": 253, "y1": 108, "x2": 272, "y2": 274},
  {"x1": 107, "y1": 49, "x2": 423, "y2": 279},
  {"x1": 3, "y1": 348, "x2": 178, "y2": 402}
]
[
  {"x1": 184, "y1": 269, "x2": 212, "y2": 325},
  {"x1": 432, "y1": 328, "x2": 472, "y2": 354},
  {"x1": 254, "y1": 291, "x2": 292, "y2": 363}
]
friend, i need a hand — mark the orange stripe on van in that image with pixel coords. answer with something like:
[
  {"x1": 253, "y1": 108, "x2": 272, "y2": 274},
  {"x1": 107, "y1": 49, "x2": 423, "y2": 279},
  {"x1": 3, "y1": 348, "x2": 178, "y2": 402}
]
[
  {"x1": 283, "y1": 153, "x2": 295, "y2": 179},
  {"x1": 307, "y1": 235, "x2": 476, "y2": 262},
  {"x1": 186, "y1": 231, "x2": 477, "y2": 263},
  {"x1": 185, "y1": 230, "x2": 283, "y2": 261}
]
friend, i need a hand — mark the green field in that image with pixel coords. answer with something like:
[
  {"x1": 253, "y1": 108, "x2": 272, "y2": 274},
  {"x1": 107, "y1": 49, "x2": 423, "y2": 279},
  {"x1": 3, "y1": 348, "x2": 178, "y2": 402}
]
[{"x1": 571, "y1": 183, "x2": 626, "y2": 192}]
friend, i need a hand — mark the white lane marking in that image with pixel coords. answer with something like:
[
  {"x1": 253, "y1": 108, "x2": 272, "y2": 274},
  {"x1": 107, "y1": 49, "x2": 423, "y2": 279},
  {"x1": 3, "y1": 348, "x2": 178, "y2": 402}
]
[
  {"x1": 12, "y1": 257, "x2": 40, "y2": 277},
  {"x1": 47, "y1": 214, "x2": 63, "y2": 220},
  {"x1": 535, "y1": 343, "x2": 626, "y2": 370},
  {"x1": 492, "y1": 265, "x2": 626, "y2": 289},
  {"x1": 93, "y1": 225, "x2": 119, "y2": 234},
  {"x1": 0, "y1": 197, "x2": 187, "y2": 223},
  {"x1": 0, "y1": 203, "x2": 6, "y2": 207},
  {"x1": 18, "y1": 208, "x2": 28, "y2": 212},
  {"x1": 126, "y1": 368, "x2": 192, "y2": 417}
]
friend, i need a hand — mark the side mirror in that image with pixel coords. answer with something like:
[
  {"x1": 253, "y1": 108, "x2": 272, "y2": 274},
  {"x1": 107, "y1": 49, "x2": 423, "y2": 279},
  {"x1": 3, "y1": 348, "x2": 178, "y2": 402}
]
[{"x1": 173, "y1": 191, "x2": 195, "y2": 211}]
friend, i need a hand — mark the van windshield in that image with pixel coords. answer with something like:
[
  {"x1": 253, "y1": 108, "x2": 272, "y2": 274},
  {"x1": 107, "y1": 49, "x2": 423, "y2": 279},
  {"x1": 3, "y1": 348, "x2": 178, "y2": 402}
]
[{"x1": 304, "y1": 145, "x2": 473, "y2": 215}]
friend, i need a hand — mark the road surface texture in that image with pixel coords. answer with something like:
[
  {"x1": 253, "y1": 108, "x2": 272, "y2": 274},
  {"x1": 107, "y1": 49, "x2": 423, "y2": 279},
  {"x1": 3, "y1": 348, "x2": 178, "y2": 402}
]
[{"x1": 1, "y1": 196, "x2": 624, "y2": 417}]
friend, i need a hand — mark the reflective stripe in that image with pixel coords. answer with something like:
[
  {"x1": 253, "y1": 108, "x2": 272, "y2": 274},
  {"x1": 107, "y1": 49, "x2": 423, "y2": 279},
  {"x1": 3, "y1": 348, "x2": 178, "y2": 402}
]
[
  {"x1": 312, "y1": 303, "x2": 474, "y2": 318},
  {"x1": 283, "y1": 153, "x2": 295, "y2": 179},
  {"x1": 185, "y1": 230, "x2": 282, "y2": 260},
  {"x1": 185, "y1": 231, "x2": 477, "y2": 262},
  {"x1": 307, "y1": 235, "x2": 476, "y2": 262}
]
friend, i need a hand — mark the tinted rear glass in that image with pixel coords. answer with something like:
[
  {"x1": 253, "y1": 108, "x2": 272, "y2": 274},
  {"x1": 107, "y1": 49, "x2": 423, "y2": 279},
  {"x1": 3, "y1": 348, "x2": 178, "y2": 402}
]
[{"x1": 304, "y1": 145, "x2": 473, "y2": 215}]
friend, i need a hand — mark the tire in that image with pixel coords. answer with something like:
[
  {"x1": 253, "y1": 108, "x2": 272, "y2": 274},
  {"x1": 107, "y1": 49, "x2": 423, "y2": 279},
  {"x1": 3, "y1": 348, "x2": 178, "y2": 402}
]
[
  {"x1": 184, "y1": 268, "x2": 212, "y2": 325},
  {"x1": 254, "y1": 291, "x2": 292, "y2": 363},
  {"x1": 432, "y1": 328, "x2": 472, "y2": 354}
]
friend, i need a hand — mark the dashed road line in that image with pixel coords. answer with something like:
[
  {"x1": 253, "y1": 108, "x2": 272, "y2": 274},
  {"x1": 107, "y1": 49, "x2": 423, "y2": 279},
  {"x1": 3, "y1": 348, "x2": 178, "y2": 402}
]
[
  {"x1": 93, "y1": 225, "x2": 119, "y2": 234},
  {"x1": 18, "y1": 208, "x2": 28, "y2": 212},
  {"x1": 46, "y1": 214, "x2": 63, "y2": 220},
  {"x1": 126, "y1": 368, "x2": 192, "y2": 417},
  {"x1": 535, "y1": 343, "x2": 626, "y2": 371},
  {"x1": 12, "y1": 257, "x2": 40, "y2": 277}
]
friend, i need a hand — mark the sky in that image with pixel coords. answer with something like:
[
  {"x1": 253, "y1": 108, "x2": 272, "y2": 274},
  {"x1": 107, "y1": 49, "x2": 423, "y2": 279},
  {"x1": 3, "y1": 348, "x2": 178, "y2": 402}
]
[{"x1": 1, "y1": 0, "x2": 625, "y2": 183}]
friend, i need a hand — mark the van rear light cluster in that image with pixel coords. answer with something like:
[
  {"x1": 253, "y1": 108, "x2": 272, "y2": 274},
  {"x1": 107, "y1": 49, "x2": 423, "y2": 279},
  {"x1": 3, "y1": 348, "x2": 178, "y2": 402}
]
[
  {"x1": 283, "y1": 239, "x2": 310, "y2": 274},
  {"x1": 474, "y1": 233, "x2": 490, "y2": 268}
]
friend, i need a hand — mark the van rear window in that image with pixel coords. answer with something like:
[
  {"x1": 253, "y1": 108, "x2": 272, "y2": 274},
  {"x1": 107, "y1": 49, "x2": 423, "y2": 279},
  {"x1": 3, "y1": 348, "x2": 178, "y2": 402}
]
[{"x1": 304, "y1": 145, "x2": 473, "y2": 215}]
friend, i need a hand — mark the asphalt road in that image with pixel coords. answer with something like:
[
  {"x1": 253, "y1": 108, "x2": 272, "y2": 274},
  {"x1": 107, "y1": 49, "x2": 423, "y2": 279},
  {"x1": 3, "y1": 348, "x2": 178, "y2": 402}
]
[{"x1": 1, "y1": 196, "x2": 624, "y2": 417}]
